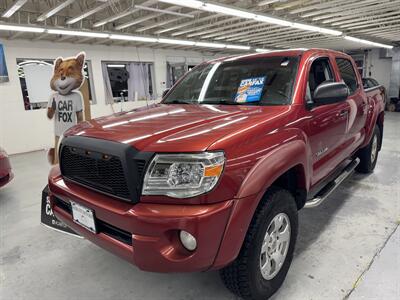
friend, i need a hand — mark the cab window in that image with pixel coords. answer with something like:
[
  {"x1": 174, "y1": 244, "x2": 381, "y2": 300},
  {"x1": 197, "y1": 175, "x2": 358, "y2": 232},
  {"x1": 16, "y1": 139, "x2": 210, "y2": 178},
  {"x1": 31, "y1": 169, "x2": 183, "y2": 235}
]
[
  {"x1": 336, "y1": 58, "x2": 358, "y2": 94},
  {"x1": 306, "y1": 58, "x2": 334, "y2": 103}
]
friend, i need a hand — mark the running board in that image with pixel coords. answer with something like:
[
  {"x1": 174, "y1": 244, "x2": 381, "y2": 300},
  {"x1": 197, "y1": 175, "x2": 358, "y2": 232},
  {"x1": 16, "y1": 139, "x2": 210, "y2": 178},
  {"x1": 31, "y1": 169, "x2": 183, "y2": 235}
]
[{"x1": 305, "y1": 158, "x2": 360, "y2": 208}]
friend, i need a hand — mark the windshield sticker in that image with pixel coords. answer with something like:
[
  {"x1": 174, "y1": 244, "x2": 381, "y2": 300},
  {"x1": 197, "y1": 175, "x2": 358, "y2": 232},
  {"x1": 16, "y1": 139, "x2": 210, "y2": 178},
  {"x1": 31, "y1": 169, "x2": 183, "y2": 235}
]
[{"x1": 235, "y1": 76, "x2": 266, "y2": 103}]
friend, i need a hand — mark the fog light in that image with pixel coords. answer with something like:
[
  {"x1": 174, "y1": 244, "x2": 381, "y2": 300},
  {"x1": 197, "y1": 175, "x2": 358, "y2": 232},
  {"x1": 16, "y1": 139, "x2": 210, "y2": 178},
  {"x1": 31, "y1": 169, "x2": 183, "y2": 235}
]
[{"x1": 179, "y1": 230, "x2": 197, "y2": 251}]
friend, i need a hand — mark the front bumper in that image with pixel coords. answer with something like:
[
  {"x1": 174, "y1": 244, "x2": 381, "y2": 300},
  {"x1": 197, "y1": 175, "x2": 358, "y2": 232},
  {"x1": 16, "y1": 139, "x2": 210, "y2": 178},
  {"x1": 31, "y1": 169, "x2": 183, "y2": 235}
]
[{"x1": 48, "y1": 167, "x2": 233, "y2": 272}]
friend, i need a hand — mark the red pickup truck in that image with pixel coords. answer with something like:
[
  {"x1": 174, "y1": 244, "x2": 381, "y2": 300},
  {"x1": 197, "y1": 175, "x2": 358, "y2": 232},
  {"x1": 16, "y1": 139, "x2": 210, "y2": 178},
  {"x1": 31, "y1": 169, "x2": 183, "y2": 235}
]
[{"x1": 48, "y1": 49, "x2": 385, "y2": 300}]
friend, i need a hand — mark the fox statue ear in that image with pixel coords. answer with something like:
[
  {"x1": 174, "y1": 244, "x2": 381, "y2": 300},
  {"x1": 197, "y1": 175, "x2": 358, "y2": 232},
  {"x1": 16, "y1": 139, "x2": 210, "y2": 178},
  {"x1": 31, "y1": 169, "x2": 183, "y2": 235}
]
[
  {"x1": 54, "y1": 57, "x2": 63, "y2": 69},
  {"x1": 76, "y1": 52, "x2": 86, "y2": 68}
]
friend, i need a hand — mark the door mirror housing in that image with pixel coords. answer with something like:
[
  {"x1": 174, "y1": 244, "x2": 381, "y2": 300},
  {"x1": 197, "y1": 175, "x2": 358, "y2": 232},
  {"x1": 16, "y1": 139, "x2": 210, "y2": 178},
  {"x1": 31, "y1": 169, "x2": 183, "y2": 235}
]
[
  {"x1": 162, "y1": 88, "x2": 170, "y2": 98},
  {"x1": 312, "y1": 82, "x2": 349, "y2": 106}
]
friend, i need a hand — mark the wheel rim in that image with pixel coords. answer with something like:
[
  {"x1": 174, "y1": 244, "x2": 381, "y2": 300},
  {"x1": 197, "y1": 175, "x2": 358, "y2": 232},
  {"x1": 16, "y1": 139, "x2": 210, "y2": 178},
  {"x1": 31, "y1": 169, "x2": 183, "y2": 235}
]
[
  {"x1": 371, "y1": 134, "x2": 378, "y2": 163},
  {"x1": 259, "y1": 213, "x2": 291, "y2": 280}
]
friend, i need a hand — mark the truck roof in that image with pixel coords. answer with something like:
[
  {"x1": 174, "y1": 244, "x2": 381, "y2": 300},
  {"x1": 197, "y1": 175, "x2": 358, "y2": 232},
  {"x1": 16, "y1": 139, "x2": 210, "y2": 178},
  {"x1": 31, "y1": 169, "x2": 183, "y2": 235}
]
[{"x1": 208, "y1": 48, "x2": 349, "y2": 63}]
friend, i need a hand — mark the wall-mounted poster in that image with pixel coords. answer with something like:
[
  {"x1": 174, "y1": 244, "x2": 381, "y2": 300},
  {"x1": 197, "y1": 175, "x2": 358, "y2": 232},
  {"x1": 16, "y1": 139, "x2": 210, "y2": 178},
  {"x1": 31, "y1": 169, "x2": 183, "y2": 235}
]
[{"x1": 0, "y1": 44, "x2": 9, "y2": 83}]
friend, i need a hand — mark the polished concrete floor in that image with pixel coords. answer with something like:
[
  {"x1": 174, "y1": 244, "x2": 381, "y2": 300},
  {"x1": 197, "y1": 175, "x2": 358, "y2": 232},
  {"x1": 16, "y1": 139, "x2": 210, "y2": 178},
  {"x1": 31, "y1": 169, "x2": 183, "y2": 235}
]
[{"x1": 1, "y1": 113, "x2": 399, "y2": 300}]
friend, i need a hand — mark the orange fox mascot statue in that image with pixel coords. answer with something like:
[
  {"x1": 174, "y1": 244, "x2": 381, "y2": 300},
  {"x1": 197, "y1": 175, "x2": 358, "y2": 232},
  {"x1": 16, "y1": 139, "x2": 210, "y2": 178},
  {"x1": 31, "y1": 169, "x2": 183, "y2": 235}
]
[{"x1": 47, "y1": 52, "x2": 86, "y2": 164}]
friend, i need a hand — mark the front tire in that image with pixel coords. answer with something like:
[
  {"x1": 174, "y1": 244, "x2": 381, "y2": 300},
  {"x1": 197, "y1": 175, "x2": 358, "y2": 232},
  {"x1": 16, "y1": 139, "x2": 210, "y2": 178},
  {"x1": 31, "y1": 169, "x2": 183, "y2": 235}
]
[
  {"x1": 356, "y1": 125, "x2": 381, "y2": 173},
  {"x1": 220, "y1": 187, "x2": 298, "y2": 300}
]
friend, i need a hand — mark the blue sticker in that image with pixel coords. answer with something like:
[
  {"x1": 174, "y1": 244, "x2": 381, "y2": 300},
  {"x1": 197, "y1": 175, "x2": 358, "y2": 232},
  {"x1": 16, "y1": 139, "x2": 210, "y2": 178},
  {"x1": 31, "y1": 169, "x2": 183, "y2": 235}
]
[{"x1": 235, "y1": 76, "x2": 266, "y2": 103}]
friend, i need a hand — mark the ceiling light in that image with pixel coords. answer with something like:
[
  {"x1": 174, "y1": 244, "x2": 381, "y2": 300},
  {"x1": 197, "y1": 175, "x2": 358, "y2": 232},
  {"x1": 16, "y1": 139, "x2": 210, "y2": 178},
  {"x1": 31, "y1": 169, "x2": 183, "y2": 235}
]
[
  {"x1": 2, "y1": 0, "x2": 28, "y2": 18},
  {"x1": 255, "y1": 48, "x2": 271, "y2": 52},
  {"x1": 258, "y1": 0, "x2": 280, "y2": 5},
  {"x1": 109, "y1": 34, "x2": 158, "y2": 43},
  {"x1": 158, "y1": 0, "x2": 204, "y2": 9},
  {"x1": 134, "y1": 5, "x2": 195, "y2": 18},
  {"x1": 0, "y1": 24, "x2": 45, "y2": 33},
  {"x1": 195, "y1": 42, "x2": 226, "y2": 48},
  {"x1": 226, "y1": 44, "x2": 251, "y2": 50},
  {"x1": 344, "y1": 36, "x2": 393, "y2": 49},
  {"x1": 47, "y1": 29, "x2": 109, "y2": 38},
  {"x1": 66, "y1": 2, "x2": 109, "y2": 24},
  {"x1": 158, "y1": 38, "x2": 195, "y2": 46},
  {"x1": 254, "y1": 15, "x2": 292, "y2": 27},
  {"x1": 291, "y1": 23, "x2": 342, "y2": 36},
  {"x1": 93, "y1": 8, "x2": 137, "y2": 28},
  {"x1": 37, "y1": 0, "x2": 75, "y2": 22},
  {"x1": 203, "y1": 3, "x2": 255, "y2": 19},
  {"x1": 157, "y1": 0, "x2": 343, "y2": 36}
]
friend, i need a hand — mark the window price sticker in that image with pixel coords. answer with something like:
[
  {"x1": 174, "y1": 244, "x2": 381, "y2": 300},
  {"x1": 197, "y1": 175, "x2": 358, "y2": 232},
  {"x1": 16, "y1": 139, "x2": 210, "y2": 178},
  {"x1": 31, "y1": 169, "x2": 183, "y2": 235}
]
[{"x1": 235, "y1": 76, "x2": 266, "y2": 103}]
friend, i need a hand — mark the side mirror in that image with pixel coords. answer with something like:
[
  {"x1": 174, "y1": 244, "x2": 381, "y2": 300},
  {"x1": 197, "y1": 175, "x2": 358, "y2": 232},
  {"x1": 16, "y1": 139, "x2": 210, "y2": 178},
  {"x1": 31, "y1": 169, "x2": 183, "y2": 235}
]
[
  {"x1": 162, "y1": 88, "x2": 170, "y2": 98},
  {"x1": 313, "y1": 82, "x2": 349, "y2": 105}
]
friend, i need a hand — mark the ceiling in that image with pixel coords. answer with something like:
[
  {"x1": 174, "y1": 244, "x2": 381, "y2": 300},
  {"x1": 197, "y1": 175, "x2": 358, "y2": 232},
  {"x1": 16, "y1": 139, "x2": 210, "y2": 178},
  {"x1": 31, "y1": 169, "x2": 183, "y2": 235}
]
[{"x1": 0, "y1": 0, "x2": 399, "y2": 53}]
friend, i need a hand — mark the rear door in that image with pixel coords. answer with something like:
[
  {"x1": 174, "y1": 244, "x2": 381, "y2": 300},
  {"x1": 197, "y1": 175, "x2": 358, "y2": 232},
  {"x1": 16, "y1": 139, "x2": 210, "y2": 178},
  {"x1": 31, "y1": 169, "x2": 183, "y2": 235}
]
[
  {"x1": 305, "y1": 56, "x2": 351, "y2": 185},
  {"x1": 334, "y1": 57, "x2": 368, "y2": 157}
]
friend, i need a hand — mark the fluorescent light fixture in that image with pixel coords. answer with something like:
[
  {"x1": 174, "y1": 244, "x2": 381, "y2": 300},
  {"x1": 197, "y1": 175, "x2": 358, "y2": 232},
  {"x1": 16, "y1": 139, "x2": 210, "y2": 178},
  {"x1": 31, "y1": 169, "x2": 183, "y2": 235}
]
[
  {"x1": 2, "y1": 0, "x2": 28, "y2": 18},
  {"x1": 158, "y1": 0, "x2": 204, "y2": 9},
  {"x1": 255, "y1": 48, "x2": 271, "y2": 52},
  {"x1": 226, "y1": 44, "x2": 251, "y2": 50},
  {"x1": 109, "y1": 34, "x2": 158, "y2": 43},
  {"x1": 107, "y1": 64, "x2": 126, "y2": 68},
  {"x1": 47, "y1": 29, "x2": 109, "y2": 38},
  {"x1": 158, "y1": 38, "x2": 195, "y2": 46},
  {"x1": 344, "y1": 36, "x2": 393, "y2": 49},
  {"x1": 0, "y1": 24, "x2": 45, "y2": 33},
  {"x1": 157, "y1": 0, "x2": 342, "y2": 36},
  {"x1": 254, "y1": 15, "x2": 292, "y2": 27},
  {"x1": 291, "y1": 23, "x2": 342, "y2": 36},
  {"x1": 203, "y1": 3, "x2": 255, "y2": 19},
  {"x1": 258, "y1": 0, "x2": 280, "y2": 5},
  {"x1": 134, "y1": 5, "x2": 195, "y2": 18},
  {"x1": 66, "y1": 2, "x2": 109, "y2": 24},
  {"x1": 37, "y1": 0, "x2": 75, "y2": 22},
  {"x1": 93, "y1": 8, "x2": 137, "y2": 28},
  {"x1": 195, "y1": 42, "x2": 226, "y2": 48}
]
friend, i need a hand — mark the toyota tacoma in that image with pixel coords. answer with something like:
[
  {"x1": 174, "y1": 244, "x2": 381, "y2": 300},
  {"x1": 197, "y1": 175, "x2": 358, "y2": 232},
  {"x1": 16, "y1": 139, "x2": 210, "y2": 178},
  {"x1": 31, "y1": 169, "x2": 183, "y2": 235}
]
[{"x1": 48, "y1": 49, "x2": 385, "y2": 300}]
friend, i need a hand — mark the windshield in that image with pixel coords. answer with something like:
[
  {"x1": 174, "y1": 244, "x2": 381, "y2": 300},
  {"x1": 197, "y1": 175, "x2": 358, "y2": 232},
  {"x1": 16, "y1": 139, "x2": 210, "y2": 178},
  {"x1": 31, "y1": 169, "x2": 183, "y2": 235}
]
[{"x1": 163, "y1": 56, "x2": 299, "y2": 106}]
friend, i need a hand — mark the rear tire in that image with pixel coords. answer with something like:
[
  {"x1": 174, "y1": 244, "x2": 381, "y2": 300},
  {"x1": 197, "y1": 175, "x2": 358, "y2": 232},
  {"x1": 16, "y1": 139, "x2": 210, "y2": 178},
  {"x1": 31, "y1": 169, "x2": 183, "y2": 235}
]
[
  {"x1": 356, "y1": 125, "x2": 381, "y2": 173},
  {"x1": 220, "y1": 187, "x2": 298, "y2": 300}
]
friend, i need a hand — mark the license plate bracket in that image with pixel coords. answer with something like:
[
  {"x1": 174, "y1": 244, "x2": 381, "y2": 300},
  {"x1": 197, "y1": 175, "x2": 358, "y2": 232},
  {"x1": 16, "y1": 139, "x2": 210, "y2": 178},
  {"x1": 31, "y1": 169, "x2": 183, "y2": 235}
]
[{"x1": 71, "y1": 201, "x2": 97, "y2": 233}]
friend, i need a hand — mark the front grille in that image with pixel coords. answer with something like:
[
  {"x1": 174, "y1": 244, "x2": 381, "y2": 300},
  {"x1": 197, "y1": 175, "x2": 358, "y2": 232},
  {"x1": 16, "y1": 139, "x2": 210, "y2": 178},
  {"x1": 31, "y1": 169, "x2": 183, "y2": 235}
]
[
  {"x1": 60, "y1": 146, "x2": 130, "y2": 200},
  {"x1": 53, "y1": 196, "x2": 132, "y2": 246},
  {"x1": 136, "y1": 160, "x2": 146, "y2": 179},
  {"x1": 59, "y1": 136, "x2": 154, "y2": 203}
]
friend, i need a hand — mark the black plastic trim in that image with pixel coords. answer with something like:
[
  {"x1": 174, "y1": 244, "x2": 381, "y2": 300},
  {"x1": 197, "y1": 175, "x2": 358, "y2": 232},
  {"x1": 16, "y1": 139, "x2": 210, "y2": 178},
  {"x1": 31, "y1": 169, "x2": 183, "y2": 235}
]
[{"x1": 59, "y1": 135, "x2": 154, "y2": 203}]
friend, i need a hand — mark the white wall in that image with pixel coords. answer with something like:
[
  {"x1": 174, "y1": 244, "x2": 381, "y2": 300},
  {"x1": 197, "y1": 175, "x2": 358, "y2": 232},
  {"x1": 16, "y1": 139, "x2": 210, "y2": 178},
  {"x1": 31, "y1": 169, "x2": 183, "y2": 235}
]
[
  {"x1": 365, "y1": 48, "x2": 392, "y2": 91},
  {"x1": 0, "y1": 39, "x2": 218, "y2": 155}
]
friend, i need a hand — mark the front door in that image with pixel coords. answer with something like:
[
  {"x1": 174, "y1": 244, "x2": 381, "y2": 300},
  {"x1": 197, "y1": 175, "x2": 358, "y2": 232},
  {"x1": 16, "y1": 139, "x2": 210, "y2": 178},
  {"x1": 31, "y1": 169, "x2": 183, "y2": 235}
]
[{"x1": 306, "y1": 57, "x2": 350, "y2": 185}]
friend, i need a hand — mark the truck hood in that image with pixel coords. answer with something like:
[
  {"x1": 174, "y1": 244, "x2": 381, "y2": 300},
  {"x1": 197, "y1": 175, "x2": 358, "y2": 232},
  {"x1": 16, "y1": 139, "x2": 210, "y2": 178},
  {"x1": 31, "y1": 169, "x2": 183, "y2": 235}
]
[{"x1": 66, "y1": 104, "x2": 290, "y2": 152}]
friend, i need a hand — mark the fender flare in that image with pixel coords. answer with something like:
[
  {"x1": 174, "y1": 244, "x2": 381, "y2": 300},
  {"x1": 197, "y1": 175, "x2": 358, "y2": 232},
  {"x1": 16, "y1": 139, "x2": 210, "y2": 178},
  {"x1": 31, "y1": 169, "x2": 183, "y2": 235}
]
[
  {"x1": 236, "y1": 139, "x2": 309, "y2": 198},
  {"x1": 361, "y1": 101, "x2": 384, "y2": 149},
  {"x1": 212, "y1": 140, "x2": 308, "y2": 269}
]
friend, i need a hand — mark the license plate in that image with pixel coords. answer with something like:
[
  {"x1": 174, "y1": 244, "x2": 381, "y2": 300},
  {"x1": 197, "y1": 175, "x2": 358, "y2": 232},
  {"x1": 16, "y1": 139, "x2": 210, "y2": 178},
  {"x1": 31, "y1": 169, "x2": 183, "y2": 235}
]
[{"x1": 71, "y1": 201, "x2": 96, "y2": 233}]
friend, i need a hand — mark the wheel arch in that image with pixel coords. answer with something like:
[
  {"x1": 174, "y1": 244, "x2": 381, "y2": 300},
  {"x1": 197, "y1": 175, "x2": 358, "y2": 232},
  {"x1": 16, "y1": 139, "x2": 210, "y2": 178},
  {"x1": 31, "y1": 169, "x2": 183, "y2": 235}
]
[{"x1": 212, "y1": 140, "x2": 309, "y2": 269}]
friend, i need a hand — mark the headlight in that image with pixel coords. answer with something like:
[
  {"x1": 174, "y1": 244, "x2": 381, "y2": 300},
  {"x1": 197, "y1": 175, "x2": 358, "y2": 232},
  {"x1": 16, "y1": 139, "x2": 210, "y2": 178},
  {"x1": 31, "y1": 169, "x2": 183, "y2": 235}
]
[{"x1": 142, "y1": 152, "x2": 225, "y2": 198}]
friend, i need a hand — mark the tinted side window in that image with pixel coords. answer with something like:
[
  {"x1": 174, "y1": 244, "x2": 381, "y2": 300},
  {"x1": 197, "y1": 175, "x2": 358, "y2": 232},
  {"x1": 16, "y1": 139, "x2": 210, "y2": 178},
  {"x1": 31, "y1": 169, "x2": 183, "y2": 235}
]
[
  {"x1": 370, "y1": 78, "x2": 379, "y2": 86},
  {"x1": 307, "y1": 58, "x2": 334, "y2": 103},
  {"x1": 336, "y1": 58, "x2": 358, "y2": 94}
]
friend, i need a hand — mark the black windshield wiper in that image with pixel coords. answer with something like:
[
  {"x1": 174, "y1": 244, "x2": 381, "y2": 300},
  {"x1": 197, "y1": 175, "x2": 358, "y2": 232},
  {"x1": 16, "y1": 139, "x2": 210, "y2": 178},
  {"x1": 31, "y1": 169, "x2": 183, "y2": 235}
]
[
  {"x1": 201, "y1": 99, "x2": 238, "y2": 105},
  {"x1": 166, "y1": 99, "x2": 195, "y2": 104}
]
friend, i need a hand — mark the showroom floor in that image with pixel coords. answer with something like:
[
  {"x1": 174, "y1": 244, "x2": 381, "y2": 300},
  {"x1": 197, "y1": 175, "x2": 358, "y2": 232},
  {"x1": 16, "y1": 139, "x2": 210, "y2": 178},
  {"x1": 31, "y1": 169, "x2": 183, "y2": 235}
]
[{"x1": 1, "y1": 113, "x2": 399, "y2": 300}]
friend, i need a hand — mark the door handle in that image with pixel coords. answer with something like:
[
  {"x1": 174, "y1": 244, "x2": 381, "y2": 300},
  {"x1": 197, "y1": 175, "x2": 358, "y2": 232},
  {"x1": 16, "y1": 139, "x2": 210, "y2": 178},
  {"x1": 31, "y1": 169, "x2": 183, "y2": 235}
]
[{"x1": 338, "y1": 110, "x2": 348, "y2": 117}]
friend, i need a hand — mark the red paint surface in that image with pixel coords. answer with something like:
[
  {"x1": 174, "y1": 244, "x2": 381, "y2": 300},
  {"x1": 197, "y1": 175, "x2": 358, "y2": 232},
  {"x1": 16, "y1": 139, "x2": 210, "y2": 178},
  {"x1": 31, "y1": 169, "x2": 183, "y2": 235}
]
[
  {"x1": 0, "y1": 147, "x2": 13, "y2": 188},
  {"x1": 49, "y1": 49, "x2": 385, "y2": 272}
]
